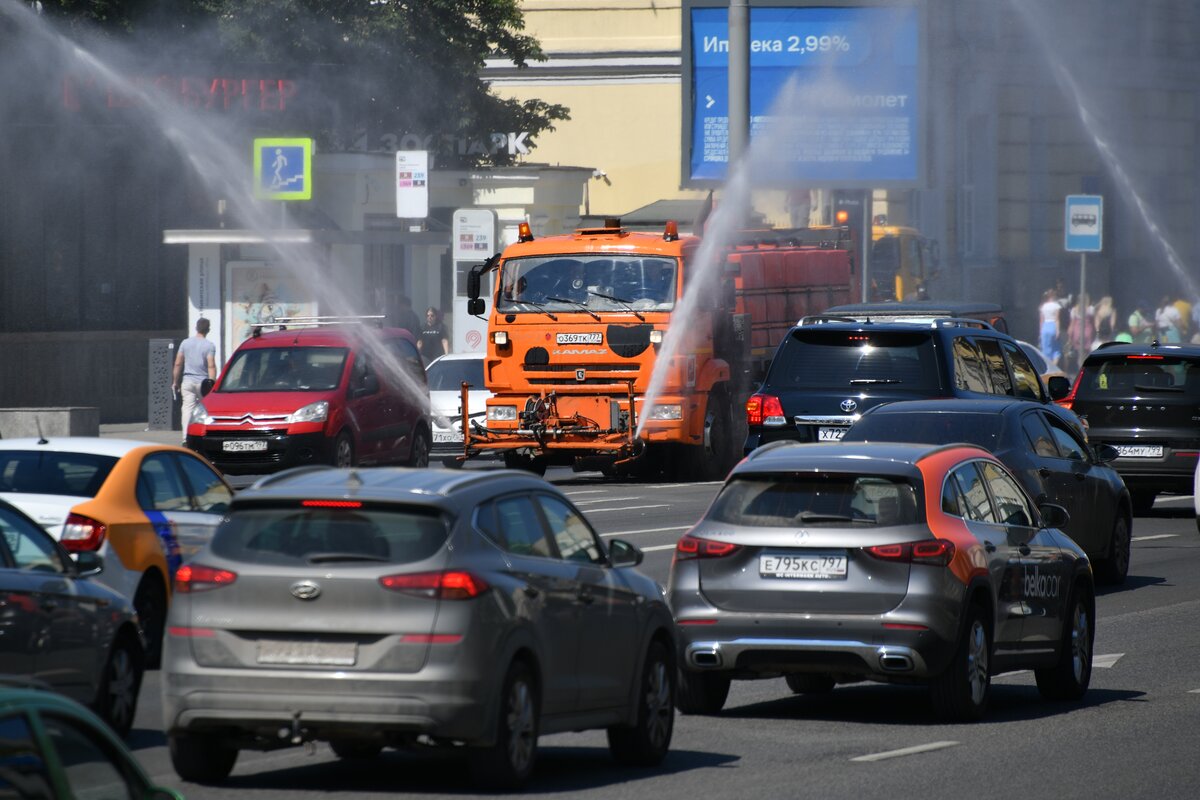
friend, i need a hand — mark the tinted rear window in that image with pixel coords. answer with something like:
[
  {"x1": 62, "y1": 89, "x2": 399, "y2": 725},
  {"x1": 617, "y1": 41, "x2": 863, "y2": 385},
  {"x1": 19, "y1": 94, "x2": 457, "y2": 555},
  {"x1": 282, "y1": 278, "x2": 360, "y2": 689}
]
[
  {"x1": 426, "y1": 359, "x2": 484, "y2": 391},
  {"x1": 1076, "y1": 355, "x2": 1200, "y2": 398},
  {"x1": 768, "y1": 329, "x2": 941, "y2": 390},
  {"x1": 221, "y1": 347, "x2": 349, "y2": 392},
  {"x1": 0, "y1": 451, "x2": 118, "y2": 496},
  {"x1": 212, "y1": 506, "x2": 449, "y2": 566},
  {"x1": 709, "y1": 474, "x2": 921, "y2": 527},
  {"x1": 843, "y1": 412, "x2": 1002, "y2": 451}
]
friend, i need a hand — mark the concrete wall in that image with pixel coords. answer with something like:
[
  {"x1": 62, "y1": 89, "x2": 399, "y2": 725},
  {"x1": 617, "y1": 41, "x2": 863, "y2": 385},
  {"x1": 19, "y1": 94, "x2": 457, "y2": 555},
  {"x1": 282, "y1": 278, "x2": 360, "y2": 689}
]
[{"x1": 0, "y1": 407, "x2": 99, "y2": 438}]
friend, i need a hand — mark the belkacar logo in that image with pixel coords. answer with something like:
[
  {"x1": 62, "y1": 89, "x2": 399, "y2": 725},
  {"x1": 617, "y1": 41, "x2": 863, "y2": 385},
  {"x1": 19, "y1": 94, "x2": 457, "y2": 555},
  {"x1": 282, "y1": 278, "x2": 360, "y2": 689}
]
[{"x1": 1023, "y1": 565, "x2": 1061, "y2": 599}]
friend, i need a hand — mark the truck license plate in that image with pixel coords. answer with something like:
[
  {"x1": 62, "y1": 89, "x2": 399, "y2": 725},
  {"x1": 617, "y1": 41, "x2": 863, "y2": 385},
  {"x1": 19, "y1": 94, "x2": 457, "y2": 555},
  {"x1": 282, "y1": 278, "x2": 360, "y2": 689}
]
[
  {"x1": 556, "y1": 332, "x2": 602, "y2": 344},
  {"x1": 818, "y1": 426, "x2": 848, "y2": 441},
  {"x1": 223, "y1": 440, "x2": 267, "y2": 452}
]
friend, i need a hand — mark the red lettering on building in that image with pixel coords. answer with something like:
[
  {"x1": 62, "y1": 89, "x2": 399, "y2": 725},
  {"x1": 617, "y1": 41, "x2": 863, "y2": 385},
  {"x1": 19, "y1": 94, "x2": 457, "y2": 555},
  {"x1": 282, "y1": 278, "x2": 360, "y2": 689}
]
[{"x1": 61, "y1": 73, "x2": 299, "y2": 113}]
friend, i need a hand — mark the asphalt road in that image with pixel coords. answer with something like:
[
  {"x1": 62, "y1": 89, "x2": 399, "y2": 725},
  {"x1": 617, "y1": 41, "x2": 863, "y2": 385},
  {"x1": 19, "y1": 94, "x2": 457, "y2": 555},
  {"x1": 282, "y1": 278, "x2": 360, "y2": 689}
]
[{"x1": 128, "y1": 474, "x2": 1200, "y2": 800}]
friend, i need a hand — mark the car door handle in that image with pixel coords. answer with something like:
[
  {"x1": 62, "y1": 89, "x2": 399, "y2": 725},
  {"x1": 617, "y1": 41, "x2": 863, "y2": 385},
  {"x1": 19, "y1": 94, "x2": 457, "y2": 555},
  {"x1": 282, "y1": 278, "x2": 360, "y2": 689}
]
[
  {"x1": 576, "y1": 589, "x2": 595, "y2": 605},
  {"x1": 984, "y1": 541, "x2": 996, "y2": 553},
  {"x1": 1074, "y1": 472, "x2": 1086, "y2": 481},
  {"x1": 522, "y1": 585, "x2": 540, "y2": 599},
  {"x1": 1018, "y1": 544, "x2": 1031, "y2": 556}
]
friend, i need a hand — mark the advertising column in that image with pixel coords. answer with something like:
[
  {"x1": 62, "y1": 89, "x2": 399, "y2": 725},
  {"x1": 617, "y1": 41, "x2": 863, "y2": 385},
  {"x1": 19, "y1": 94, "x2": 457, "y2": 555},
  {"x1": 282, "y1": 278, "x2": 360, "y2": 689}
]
[{"x1": 452, "y1": 209, "x2": 497, "y2": 353}]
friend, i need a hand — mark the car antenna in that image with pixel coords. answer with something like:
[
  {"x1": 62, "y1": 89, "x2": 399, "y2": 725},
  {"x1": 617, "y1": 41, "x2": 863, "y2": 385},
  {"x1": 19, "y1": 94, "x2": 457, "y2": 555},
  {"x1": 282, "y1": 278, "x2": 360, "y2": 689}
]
[
  {"x1": 35, "y1": 417, "x2": 48, "y2": 445},
  {"x1": 346, "y1": 469, "x2": 363, "y2": 488}
]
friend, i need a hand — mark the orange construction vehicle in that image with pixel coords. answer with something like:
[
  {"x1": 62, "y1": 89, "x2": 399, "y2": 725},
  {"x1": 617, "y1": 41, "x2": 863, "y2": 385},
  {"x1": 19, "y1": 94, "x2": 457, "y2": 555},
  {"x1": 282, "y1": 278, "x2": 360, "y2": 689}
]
[{"x1": 461, "y1": 219, "x2": 860, "y2": 479}]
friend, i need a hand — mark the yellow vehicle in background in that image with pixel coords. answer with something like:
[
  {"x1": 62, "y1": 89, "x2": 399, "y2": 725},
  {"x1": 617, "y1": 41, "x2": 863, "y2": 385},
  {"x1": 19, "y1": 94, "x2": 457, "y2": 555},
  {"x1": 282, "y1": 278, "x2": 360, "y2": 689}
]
[{"x1": 870, "y1": 221, "x2": 940, "y2": 301}]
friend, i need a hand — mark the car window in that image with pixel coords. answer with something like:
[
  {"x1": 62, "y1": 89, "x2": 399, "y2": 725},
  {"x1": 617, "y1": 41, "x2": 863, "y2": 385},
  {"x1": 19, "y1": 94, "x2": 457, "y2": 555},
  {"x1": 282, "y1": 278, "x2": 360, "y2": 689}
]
[
  {"x1": 220, "y1": 346, "x2": 349, "y2": 392},
  {"x1": 0, "y1": 508, "x2": 66, "y2": 573},
  {"x1": 1018, "y1": 342, "x2": 1048, "y2": 374},
  {"x1": 0, "y1": 713, "x2": 54, "y2": 799},
  {"x1": 1020, "y1": 412, "x2": 1059, "y2": 458},
  {"x1": 843, "y1": 411, "x2": 1001, "y2": 452},
  {"x1": 212, "y1": 506, "x2": 448, "y2": 566},
  {"x1": 979, "y1": 461, "x2": 1033, "y2": 527},
  {"x1": 385, "y1": 338, "x2": 427, "y2": 387},
  {"x1": 1077, "y1": 354, "x2": 1200, "y2": 397},
  {"x1": 535, "y1": 495, "x2": 605, "y2": 564},
  {"x1": 41, "y1": 713, "x2": 139, "y2": 800},
  {"x1": 0, "y1": 451, "x2": 118, "y2": 497},
  {"x1": 766, "y1": 329, "x2": 941, "y2": 391},
  {"x1": 975, "y1": 338, "x2": 1012, "y2": 395},
  {"x1": 426, "y1": 358, "x2": 484, "y2": 391},
  {"x1": 708, "y1": 474, "x2": 920, "y2": 526},
  {"x1": 1042, "y1": 413, "x2": 1087, "y2": 461},
  {"x1": 952, "y1": 338, "x2": 993, "y2": 393},
  {"x1": 949, "y1": 463, "x2": 998, "y2": 523},
  {"x1": 940, "y1": 475, "x2": 964, "y2": 516},
  {"x1": 136, "y1": 454, "x2": 192, "y2": 512},
  {"x1": 494, "y1": 496, "x2": 554, "y2": 558},
  {"x1": 1004, "y1": 341, "x2": 1043, "y2": 400},
  {"x1": 174, "y1": 454, "x2": 233, "y2": 514}
]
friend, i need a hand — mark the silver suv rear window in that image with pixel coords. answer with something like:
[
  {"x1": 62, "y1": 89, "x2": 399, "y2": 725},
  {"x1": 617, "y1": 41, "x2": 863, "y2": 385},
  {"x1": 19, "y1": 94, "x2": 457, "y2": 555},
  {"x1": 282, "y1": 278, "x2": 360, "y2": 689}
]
[
  {"x1": 709, "y1": 474, "x2": 921, "y2": 527},
  {"x1": 212, "y1": 506, "x2": 448, "y2": 566}
]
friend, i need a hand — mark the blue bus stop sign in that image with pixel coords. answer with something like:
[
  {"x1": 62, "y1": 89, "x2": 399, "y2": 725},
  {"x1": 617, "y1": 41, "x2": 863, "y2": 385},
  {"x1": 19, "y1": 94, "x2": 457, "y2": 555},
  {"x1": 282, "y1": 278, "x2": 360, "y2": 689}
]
[
  {"x1": 1064, "y1": 195, "x2": 1102, "y2": 252},
  {"x1": 254, "y1": 138, "x2": 313, "y2": 200}
]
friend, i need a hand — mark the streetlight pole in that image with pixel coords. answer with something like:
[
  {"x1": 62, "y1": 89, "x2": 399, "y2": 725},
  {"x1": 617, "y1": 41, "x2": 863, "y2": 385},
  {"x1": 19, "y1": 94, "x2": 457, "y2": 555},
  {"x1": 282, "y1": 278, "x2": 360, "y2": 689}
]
[{"x1": 728, "y1": 0, "x2": 749, "y2": 165}]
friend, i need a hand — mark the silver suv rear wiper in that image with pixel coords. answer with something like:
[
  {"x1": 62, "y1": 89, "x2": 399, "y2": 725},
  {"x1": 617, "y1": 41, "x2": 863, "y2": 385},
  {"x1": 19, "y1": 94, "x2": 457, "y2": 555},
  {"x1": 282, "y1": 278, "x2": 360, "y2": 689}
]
[
  {"x1": 849, "y1": 378, "x2": 902, "y2": 385},
  {"x1": 306, "y1": 552, "x2": 391, "y2": 564}
]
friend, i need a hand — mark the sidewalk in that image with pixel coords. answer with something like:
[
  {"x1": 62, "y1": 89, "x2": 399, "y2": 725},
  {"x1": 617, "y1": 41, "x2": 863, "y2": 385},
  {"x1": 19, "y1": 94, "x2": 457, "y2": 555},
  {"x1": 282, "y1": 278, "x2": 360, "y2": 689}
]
[{"x1": 99, "y1": 423, "x2": 184, "y2": 446}]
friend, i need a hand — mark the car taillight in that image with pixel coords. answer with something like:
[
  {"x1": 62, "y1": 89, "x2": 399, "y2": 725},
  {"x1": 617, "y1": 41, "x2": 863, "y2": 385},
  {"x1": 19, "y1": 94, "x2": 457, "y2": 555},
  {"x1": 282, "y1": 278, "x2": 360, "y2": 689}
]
[
  {"x1": 60, "y1": 514, "x2": 106, "y2": 552},
  {"x1": 379, "y1": 570, "x2": 488, "y2": 600},
  {"x1": 174, "y1": 564, "x2": 238, "y2": 593},
  {"x1": 675, "y1": 533, "x2": 742, "y2": 560},
  {"x1": 746, "y1": 394, "x2": 786, "y2": 426},
  {"x1": 865, "y1": 540, "x2": 955, "y2": 567},
  {"x1": 1057, "y1": 369, "x2": 1083, "y2": 410}
]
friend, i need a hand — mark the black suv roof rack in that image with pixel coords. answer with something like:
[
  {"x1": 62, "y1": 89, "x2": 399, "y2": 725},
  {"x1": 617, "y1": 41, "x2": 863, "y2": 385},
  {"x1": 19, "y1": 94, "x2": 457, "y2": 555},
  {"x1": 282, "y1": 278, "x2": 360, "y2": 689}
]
[
  {"x1": 797, "y1": 314, "x2": 995, "y2": 331},
  {"x1": 250, "y1": 315, "x2": 385, "y2": 336}
]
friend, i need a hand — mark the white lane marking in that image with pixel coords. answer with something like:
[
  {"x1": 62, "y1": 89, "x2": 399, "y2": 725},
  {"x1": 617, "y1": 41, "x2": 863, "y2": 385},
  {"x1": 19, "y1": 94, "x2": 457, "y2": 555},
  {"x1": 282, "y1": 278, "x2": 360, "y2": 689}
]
[
  {"x1": 652, "y1": 481, "x2": 725, "y2": 489},
  {"x1": 1094, "y1": 653, "x2": 1124, "y2": 669},
  {"x1": 1132, "y1": 534, "x2": 1178, "y2": 542},
  {"x1": 586, "y1": 504, "x2": 671, "y2": 513},
  {"x1": 1188, "y1": 689, "x2": 1200, "y2": 694},
  {"x1": 564, "y1": 489, "x2": 607, "y2": 496},
  {"x1": 1154, "y1": 496, "x2": 1193, "y2": 504},
  {"x1": 574, "y1": 496, "x2": 642, "y2": 505},
  {"x1": 601, "y1": 525, "x2": 691, "y2": 538},
  {"x1": 642, "y1": 543, "x2": 678, "y2": 552},
  {"x1": 851, "y1": 741, "x2": 960, "y2": 762}
]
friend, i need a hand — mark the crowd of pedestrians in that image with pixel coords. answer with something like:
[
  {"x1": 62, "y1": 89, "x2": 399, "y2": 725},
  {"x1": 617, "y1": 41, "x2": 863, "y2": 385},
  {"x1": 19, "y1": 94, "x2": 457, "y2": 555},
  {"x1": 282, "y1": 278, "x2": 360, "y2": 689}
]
[{"x1": 1035, "y1": 285, "x2": 1200, "y2": 372}]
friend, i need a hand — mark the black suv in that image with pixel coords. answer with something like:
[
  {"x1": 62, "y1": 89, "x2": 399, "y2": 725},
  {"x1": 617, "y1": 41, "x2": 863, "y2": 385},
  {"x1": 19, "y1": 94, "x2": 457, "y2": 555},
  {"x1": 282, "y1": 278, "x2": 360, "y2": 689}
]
[
  {"x1": 1063, "y1": 341, "x2": 1200, "y2": 513},
  {"x1": 744, "y1": 310, "x2": 1071, "y2": 453}
]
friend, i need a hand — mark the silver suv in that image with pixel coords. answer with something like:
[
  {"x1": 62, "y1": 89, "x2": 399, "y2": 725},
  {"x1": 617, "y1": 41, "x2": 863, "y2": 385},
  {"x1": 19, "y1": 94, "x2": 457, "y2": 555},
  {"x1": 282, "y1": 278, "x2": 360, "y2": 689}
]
[{"x1": 162, "y1": 466, "x2": 675, "y2": 789}]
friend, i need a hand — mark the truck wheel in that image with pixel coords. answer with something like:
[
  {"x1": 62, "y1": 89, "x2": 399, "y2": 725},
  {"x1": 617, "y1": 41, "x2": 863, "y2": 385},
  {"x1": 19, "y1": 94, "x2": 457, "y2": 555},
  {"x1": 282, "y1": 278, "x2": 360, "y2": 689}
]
[{"x1": 700, "y1": 396, "x2": 734, "y2": 481}]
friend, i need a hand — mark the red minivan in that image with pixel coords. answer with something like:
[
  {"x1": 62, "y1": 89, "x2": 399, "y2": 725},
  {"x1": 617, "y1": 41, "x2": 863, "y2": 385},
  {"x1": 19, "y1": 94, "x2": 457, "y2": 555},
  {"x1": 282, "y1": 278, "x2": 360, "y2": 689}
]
[{"x1": 186, "y1": 325, "x2": 431, "y2": 474}]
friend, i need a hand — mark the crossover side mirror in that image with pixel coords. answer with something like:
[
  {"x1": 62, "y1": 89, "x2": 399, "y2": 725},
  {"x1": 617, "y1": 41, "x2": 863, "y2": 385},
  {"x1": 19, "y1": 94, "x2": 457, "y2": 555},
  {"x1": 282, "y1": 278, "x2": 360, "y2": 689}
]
[
  {"x1": 1037, "y1": 502, "x2": 1070, "y2": 529},
  {"x1": 1047, "y1": 375, "x2": 1071, "y2": 401},
  {"x1": 608, "y1": 538, "x2": 644, "y2": 567},
  {"x1": 72, "y1": 551, "x2": 104, "y2": 577},
  {"x1": 200, "y1": 378, "x2": 215, "y2": 396}
]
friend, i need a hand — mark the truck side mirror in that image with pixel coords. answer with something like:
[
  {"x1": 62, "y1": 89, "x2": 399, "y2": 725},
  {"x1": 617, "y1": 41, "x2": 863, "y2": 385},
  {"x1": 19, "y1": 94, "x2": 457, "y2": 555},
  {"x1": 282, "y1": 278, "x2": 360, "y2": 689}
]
[{"x1": 467, "y1": 265, "x2": 482, "y2": 300}]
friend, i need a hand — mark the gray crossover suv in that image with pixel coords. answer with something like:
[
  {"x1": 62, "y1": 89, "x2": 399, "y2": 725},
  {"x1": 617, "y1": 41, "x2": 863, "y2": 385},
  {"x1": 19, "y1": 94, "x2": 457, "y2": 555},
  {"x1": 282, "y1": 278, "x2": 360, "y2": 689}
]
[
  {"x1": 163, "y1": 466, "x2": 675, "y2": 788},
  {"x1": 667, "y1": 442, "x2": 1095, "y2": 722}
]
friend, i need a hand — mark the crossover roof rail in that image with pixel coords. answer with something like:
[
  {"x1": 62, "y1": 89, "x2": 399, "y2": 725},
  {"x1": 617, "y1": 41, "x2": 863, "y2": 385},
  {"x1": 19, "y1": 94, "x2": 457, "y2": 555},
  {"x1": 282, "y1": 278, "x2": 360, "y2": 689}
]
[{"x1": 797, "y1": 314, "x2": 995, "y2": 331}]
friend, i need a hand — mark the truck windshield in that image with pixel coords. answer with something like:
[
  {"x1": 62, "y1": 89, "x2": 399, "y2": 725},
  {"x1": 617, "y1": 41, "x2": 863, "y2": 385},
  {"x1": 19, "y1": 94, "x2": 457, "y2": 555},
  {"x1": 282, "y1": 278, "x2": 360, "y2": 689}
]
[{"x1": 496, "y1": 255, "x2": 677, "y2": 313}]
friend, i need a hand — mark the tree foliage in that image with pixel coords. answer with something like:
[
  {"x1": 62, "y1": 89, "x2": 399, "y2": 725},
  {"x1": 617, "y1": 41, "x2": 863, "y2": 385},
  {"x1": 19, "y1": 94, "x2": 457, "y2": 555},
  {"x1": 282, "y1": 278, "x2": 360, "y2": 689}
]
[{"x1": 38, "y1": 0, "x2": 570, "y2": 166}]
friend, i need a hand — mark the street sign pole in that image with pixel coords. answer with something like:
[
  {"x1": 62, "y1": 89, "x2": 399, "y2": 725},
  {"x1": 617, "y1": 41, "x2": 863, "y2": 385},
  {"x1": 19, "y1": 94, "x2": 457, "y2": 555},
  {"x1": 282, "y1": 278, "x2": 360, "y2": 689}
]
[
  {"x1": 1064, "y1": 194, "x2": 1103, "y2": 369},
  {"x1": 1078, "y1": 251, "x2": 1087, "y2": 364}
]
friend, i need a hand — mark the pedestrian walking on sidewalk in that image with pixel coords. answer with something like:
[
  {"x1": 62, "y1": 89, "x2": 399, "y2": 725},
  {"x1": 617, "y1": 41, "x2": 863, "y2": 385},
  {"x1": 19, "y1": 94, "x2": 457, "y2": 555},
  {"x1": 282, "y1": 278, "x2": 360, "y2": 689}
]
[{"x1": 173, "y1": 318, "x2": 216, "y2": 445}]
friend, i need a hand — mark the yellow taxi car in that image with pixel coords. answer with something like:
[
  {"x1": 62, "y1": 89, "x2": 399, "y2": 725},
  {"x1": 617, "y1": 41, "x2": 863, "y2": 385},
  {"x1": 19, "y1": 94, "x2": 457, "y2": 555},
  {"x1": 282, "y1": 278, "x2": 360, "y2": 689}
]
[{"x1": 0, "y1": 437, "x2": 234, "y2": 666}]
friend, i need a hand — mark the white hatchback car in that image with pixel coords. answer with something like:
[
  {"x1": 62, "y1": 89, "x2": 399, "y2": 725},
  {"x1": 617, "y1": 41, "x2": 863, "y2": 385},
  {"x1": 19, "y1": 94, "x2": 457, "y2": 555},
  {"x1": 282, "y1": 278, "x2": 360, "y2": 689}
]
[{"x1": 425, "y1": 353, "x2": 492, "y2": 467}]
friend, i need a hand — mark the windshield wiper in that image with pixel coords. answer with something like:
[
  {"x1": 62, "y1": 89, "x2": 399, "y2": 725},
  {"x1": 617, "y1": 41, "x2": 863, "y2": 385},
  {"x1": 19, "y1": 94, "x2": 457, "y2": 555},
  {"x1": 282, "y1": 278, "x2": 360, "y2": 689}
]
[
  {"x1": 588, "y1": 290, "x2": 646, "y2": 321},
  {"x1": 306, "y1": 552, "x2": 391, "y2": 564},
  {"x1": 1133, "y1": 383, "x2": 1183, "y2": 392},
  {"x1": 512, "y1": 300, "x2": 558, "y2": 321},
  {"x1": 545, "y1": 296, "x2": 601, "y2": 321},
  {"x1": 794, "y1": 511, "x2": 855, "y2": 523},
  {"x1": 849, "y1": 378, "x2": 902, "y2": 385}
]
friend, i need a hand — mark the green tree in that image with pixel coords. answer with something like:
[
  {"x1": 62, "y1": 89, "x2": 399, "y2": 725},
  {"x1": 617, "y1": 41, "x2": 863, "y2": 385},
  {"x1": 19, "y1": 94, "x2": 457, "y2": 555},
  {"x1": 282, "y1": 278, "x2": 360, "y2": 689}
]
[{"x1": 39, "y1": 0, "x2": 569, "y2": 166}]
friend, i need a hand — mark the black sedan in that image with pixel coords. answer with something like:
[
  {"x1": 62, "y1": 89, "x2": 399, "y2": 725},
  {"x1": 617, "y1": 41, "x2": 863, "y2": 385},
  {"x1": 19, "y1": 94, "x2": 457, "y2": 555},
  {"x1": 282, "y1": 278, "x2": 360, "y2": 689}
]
[{"x1": 841, "y1": 398, "x2": 1132, "y2": 584}]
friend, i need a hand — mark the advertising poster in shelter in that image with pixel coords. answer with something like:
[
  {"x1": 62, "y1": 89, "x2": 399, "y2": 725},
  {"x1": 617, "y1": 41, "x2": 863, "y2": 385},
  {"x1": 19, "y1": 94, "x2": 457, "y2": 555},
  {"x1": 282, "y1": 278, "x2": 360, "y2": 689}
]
[{"x1": 225, "y1": 261, "x2": 318, "y2": 348}]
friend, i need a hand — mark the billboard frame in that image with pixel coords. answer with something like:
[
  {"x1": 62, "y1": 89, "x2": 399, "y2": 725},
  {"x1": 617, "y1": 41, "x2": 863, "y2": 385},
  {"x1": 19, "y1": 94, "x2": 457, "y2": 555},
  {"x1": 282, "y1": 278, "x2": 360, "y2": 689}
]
[{"x1": 680, "y1": 0, "x2": 928, "y2": 190}]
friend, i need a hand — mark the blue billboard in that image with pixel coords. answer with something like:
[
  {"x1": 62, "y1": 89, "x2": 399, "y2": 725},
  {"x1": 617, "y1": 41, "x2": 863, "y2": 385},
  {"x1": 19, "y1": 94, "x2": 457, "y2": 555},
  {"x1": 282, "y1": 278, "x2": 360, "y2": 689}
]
[{"x1": 684, "y1": 2, "x2": 922, "y2": 187}]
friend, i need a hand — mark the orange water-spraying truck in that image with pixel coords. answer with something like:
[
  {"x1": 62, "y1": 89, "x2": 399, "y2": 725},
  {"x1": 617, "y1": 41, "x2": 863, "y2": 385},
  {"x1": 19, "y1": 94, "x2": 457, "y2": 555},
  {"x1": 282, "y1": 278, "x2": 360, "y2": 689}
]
[{"x1": 462, "y1": 219, "x2": 860, "y2": 479}]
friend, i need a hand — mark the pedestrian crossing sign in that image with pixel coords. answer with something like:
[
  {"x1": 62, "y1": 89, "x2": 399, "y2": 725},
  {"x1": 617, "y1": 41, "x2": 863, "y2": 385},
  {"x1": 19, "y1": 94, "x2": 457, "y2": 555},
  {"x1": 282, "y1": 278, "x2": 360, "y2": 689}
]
[{"x1": 253, "y1": 137, "x2": 313, "y2": 200}]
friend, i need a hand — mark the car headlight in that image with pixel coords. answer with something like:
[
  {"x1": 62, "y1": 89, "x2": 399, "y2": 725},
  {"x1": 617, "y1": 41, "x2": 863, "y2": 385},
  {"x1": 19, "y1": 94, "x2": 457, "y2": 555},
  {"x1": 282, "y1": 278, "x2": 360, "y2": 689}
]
[
  {"x1": 648, "y1": 403, "x2": 683, "y2": 420},
  {"x1": 492, "y1": 331, "x2": 508, "y2": 345},
  {"x1": 189, "y1": 403, "x2": 214, "y2": 426},
  {"x1": 286, "y1": 401, "x2": 329, "y2": 424},
  {"x1": 487, "y1": 405, "x2": 518, "y2": 421},
  {"x1": 649, "y1": 329, "x2": 664, "y2": 344}
]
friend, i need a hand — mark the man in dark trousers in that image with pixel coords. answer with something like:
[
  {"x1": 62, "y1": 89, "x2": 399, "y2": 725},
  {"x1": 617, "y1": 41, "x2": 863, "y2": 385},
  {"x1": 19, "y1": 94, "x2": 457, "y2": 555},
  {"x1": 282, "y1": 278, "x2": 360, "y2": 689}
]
[{"x1": 418, "y1": 307, "x2": 450, "y2": 364}]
